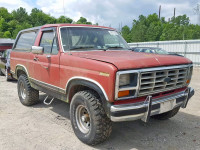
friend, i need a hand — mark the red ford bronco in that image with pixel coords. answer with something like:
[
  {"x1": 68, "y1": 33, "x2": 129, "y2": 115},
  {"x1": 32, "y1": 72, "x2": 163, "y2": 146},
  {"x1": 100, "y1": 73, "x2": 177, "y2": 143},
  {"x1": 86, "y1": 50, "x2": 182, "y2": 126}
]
[{"x1": 10, "y1": 24, "x2": 194, "y2": 145}]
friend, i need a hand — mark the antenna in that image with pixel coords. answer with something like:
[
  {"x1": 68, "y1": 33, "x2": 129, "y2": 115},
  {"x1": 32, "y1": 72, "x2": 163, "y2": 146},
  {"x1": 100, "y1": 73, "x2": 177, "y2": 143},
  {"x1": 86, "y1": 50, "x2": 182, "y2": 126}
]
[
  {"x1": 63, "y1": 0, "x2": 65, "y2": 16},
  {"x1": 159, "y1": 5, "x2": 161, "y2": 19}
]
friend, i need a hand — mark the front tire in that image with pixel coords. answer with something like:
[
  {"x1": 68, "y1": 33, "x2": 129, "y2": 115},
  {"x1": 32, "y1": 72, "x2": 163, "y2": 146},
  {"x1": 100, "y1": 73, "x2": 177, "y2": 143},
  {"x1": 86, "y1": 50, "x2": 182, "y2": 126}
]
[
  {"x1": 70, "y1": 90, "x2": 112, "y2": 145},
  {"x1": 17, "y1": 74, "x2": 39, "y2": 106},
  {"x1": 151, "y1": 106, "x2": 180, "y2": 120}
]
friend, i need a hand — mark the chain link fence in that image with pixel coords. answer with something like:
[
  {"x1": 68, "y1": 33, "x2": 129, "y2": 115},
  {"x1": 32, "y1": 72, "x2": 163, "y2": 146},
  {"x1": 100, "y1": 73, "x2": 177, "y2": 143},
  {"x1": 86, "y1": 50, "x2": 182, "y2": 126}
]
[{"x1": 128, "y1": 40, "x2": 200, "y2": 66}]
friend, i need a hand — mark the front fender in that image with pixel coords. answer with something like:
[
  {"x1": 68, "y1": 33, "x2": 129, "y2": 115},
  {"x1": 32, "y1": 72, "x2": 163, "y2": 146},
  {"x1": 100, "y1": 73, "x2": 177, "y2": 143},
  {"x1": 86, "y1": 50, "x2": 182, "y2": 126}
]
[{"x1": 66, "y1": 78, "x2": 112, "y2": 116}]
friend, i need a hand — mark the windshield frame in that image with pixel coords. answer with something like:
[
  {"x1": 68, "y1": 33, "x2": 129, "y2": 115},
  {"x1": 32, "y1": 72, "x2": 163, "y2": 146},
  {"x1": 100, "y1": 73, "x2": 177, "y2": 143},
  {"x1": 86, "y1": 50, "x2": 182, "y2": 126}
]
[{"x1": 59, "y1": 26, "x2": 130, "y2": 52}]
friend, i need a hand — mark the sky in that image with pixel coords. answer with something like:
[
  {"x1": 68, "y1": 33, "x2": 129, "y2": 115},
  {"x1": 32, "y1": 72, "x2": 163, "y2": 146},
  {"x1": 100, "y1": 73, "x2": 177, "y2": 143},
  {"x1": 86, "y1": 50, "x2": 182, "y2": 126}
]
[{"x1": 0, "y1": 0, "x2": 200, "y2": 28}]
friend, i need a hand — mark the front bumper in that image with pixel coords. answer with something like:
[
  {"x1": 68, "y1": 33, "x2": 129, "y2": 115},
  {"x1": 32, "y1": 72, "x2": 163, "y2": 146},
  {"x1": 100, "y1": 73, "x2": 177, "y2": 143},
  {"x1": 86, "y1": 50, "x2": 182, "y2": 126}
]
[{"x1": 110, "y1": 87, "x2": 194, "y2": 122}]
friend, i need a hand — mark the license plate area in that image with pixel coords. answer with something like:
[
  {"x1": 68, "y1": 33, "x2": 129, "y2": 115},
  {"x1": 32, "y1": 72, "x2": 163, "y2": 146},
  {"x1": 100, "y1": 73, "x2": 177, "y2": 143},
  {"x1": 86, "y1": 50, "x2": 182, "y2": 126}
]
[{"x1": 160, "y1": 99, "x2": 176, "y2": 113}]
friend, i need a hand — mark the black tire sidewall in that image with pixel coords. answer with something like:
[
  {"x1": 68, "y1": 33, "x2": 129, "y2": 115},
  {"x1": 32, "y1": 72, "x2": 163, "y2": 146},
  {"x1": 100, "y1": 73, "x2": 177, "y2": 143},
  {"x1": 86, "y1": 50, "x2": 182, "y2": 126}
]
[
  {"x1": 70, "y1": 94, "x2": 96, "y2": 144},
  {"x1": 17, "y1": 75, "x2": 30, "y2": 105}
]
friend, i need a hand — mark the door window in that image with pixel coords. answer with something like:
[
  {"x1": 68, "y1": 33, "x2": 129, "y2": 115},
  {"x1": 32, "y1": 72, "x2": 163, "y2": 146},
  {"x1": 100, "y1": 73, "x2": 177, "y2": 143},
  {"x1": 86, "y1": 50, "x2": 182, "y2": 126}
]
[
  {"x1": 40, "y1": 31, "x2": 58, "y2": 54},
  {"x1": 51, "y1": 39, "x2": 58, "y2": 55}
]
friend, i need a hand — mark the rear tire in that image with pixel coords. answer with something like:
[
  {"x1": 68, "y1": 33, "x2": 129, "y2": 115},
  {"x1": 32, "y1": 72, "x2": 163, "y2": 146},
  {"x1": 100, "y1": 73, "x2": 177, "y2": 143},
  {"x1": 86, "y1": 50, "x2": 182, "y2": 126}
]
[
  {"x1": 17, "y1": 74, "x2": 39, "y2": 106},
  {"x1": 70, "y1": 90, "x2": 112, "y2": 145},
  {"x1": 151, "y1": 106, "x2": 180, "y2": 120}
]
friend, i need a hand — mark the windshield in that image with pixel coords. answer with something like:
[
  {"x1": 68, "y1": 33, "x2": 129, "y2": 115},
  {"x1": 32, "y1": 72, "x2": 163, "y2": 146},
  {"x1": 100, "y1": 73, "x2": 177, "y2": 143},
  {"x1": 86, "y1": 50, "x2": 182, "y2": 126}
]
[
  {"x1": 60, "y1": 27, "x2": 130, "y2": 51},
  {"x1": 154, "y1": 48, "x2": 169, "y2": 55}
]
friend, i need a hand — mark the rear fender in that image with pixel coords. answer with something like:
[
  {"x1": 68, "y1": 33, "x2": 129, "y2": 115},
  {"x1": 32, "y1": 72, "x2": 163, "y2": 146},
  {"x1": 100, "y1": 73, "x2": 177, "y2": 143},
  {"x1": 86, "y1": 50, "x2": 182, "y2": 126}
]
[{"x1": 15, "y1": 65, "x2": 29, "y2": 79}]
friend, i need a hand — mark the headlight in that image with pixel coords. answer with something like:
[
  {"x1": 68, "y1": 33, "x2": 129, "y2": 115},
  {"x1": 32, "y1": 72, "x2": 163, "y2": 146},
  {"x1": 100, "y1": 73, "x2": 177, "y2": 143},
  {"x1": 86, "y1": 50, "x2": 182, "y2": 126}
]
[
  {"x1": 119, "y1": 74, "x2": 130, "y2": 86},
  {"x1": 115, "y1": 71, "x2": 139, "y2": 100}
]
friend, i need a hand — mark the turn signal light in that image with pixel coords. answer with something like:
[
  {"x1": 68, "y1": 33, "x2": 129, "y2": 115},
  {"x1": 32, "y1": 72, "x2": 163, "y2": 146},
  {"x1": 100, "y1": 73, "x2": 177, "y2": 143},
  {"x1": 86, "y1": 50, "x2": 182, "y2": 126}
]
[
  {"x1": 118, "y1": 90, "x2": 130, "y2": 98},
  {"x1": 186, "y1": 79, "x2": 190, "y2": 84}
]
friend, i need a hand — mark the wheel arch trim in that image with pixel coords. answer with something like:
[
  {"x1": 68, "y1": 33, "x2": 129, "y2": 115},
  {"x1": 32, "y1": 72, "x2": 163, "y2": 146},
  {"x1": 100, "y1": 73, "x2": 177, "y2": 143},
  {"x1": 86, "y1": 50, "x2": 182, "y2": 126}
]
[
  {"x1": 15, "y1": 64, "x2": 30, "y2": 78},
  {"x1": 66, "y1": 76, "x2": 109, "y2": 101}
]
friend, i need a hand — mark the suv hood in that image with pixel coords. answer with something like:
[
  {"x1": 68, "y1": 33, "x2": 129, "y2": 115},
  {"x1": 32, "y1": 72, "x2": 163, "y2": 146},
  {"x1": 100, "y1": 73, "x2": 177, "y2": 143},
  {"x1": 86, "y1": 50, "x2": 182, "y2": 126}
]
[{"x1": 71, "y1": 50, "x2": 192, "y2": 70}]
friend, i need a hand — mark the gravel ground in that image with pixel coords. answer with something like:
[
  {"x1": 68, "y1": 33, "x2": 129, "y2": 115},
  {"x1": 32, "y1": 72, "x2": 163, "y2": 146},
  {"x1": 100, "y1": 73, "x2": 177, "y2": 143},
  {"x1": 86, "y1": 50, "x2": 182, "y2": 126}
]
[{"x1": 0, "y1": 69, "x2": 200, "y2": 150}]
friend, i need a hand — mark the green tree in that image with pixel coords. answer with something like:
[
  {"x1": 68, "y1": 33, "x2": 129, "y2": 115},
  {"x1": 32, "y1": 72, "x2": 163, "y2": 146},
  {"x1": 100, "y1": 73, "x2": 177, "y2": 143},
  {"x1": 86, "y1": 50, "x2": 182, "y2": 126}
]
[
  {"x1": 171, "y1": 14, "x2": 189, "y2": 26},
  {"x1": 0, "y1": 32, "x2": 3, "y2": 37},
  {"x1": 7, "y1": 20, "x2": 18, "y2": 37},
  {"x1": 145, "y1": 14, "x2": 162, "y2": 41},
  {"x1": 0, "y1": 17, "x2": 8, "y2": 32},
  {"x1": 145, "y1": 13, "x2": 160, "y2": 27},
  {"x1": 192, "y1": 25, "x2": 200, "y2": 39},
  {"x1": 76, "y1": 17, "x2": 92, "y2": 24},
  {"x1": 146, "y1": 22, "x2": 162, "y2": 41},
  {"x1": 30, "y1": 8, "x2": 56, "y2": 26},
  {"x1": 3, "y1": 31, "x2": 11, "y2": 38},
  {"x1": 0, "y1": 7, "x2": 12, "y2": 22},
  {"x1": 123, "y1": 14, "x2": 200, "y2": 42},
  {"x1": 57, "y1": 16, "x2": 73, "y2": 23},
  {"x1": 130, "y1": 15, "x2": 148, "y2": 42},
  {"x1": 12, "y1": 7, "x2": 29, "y2": 23},
  {"x1": 121, "y1": 25, "x2": 131, "y2": 42}
]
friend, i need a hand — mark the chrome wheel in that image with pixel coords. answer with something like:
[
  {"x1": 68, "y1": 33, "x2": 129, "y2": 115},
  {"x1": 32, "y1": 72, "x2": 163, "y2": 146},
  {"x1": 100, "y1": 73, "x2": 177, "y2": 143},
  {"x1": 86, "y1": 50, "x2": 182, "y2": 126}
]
[
  {"x1": 19, "y1": 82, "x2": 26, "y2": 99},
  {"x1": 75, "y1": 105, "x2": 90, "y2": 134}
]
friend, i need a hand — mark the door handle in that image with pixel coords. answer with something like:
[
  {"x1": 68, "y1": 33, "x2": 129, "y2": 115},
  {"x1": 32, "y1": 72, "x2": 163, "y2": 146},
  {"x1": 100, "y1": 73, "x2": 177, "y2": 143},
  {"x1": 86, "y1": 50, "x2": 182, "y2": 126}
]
[
  {"x1": 33, "y1": 57, "x2": 39, "y2": 61},
  {"x1": 46, "y1": 55, "x2": 51, "y2": 58}
]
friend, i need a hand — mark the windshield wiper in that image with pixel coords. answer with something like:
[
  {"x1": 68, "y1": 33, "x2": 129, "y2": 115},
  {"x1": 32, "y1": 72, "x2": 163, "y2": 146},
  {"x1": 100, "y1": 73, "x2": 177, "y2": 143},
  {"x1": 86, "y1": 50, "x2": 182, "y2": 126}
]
[
  {"x1": 69, "y1": 46, "x2": 126, "y2": 51},
  {"x1": 70, "y1": 46, "x2": 109, "y2": 51},
  {"x1": 106, "y1": 46, "x2": 124, "y2": 49},
  {"x1": 70, "y1": 46, "x2": 95, "y2": 50}
]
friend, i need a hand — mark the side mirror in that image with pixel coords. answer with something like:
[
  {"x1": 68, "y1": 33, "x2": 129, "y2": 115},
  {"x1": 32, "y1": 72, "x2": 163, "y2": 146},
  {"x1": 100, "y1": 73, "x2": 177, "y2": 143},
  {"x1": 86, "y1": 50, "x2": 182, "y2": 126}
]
[{"x1": 32, "y1": 46, "x2": 43, "y2": 54}]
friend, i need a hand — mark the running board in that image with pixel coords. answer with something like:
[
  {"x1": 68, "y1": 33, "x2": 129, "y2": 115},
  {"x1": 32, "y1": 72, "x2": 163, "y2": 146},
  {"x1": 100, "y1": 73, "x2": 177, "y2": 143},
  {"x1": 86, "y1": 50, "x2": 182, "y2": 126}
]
[{"x1": 43, "y1": 96, "x2": 54, "y2": 105}]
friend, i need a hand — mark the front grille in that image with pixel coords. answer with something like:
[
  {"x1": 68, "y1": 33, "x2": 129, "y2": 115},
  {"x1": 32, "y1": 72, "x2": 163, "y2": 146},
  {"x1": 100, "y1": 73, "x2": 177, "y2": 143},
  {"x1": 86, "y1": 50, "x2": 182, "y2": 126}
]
[{"x1": 138, "y1": 67, "x2": 188, "y2": 96}]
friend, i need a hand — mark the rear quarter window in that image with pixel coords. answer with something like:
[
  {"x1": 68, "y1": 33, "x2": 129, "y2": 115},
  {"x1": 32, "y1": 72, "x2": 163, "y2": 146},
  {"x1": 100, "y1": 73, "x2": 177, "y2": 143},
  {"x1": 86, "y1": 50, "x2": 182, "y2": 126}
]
[{"x1": 15, "y1": 31, "x2": 37, "y2": 51}]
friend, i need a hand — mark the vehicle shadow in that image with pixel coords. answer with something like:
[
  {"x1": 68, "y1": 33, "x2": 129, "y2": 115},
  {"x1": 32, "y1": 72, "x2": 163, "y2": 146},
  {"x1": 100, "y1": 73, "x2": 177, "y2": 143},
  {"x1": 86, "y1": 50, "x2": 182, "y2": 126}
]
[
  {"x1": 34, "y1": 93, "x2": 71, "y2": 119},
  {"x1": 8, "y1": 80, "x2": 17, "y2": 83},
  {"x1": 32, "y1": 94, "x2": 200, "y2": 150}
]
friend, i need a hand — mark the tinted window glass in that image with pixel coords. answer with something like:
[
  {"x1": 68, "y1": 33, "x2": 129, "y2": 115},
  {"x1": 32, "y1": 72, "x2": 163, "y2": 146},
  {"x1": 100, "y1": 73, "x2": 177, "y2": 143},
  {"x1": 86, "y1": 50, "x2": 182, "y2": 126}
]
[
  {"x1": 40, "y1": 31, "x2": 55, "y2": 54},
  {"x1": 51, "y1": 39, "x2": 58, "y2": 55},
  {"x1": 60, "y1": 27, "x2": 129, "y2": 51},
  {"x1": 103, "y1": 31, "x2": 123, "y2": 47},
  {"x1": 15, "y1": 31, "x2": 37, "y2": 50},
  {"x1": 134, "y1": 48, "x2": 140, "y2": 52},
  {"x1": 155, "y1": 48, "x2": 169, "y2": 54}
]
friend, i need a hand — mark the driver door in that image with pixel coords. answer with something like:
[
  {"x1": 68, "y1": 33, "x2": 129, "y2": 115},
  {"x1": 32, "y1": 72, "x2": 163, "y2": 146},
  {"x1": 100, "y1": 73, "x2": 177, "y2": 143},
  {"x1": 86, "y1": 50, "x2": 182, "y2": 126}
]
[{"x1": 33, "y1": 28, "x2": 60, "y2": 88}]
